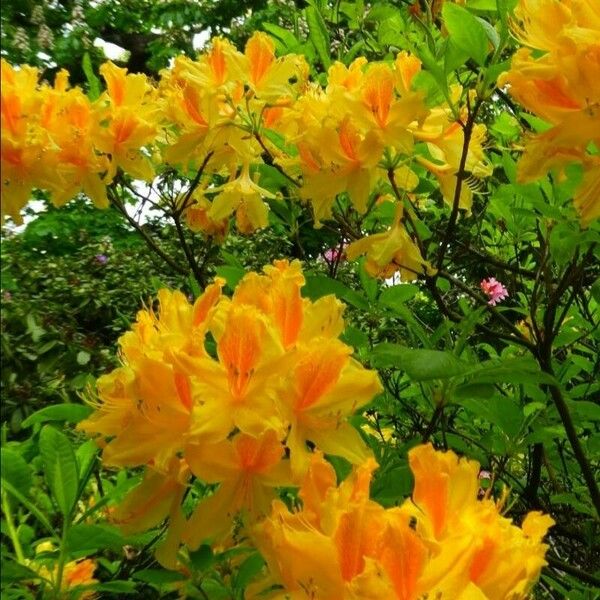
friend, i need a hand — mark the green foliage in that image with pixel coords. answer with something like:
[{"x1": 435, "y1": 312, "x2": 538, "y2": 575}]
[
  {"x1": 0, "y1": 202, "x2": 185, "y2": 433},
  {"x1": 2, "y1": 1, "x2": 600, "y2": 598}
]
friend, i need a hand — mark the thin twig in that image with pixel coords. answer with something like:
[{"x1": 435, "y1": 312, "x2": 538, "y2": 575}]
[{"x1": 109, "y1": 188, "x2": 188, "y2": 276}]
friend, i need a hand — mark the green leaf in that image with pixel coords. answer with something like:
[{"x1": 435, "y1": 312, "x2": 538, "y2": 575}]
[
  {"x1": 215, "y1": 266, "x2": 246, "y2": 289},
  {"x1": 377, "y1": 9, "x2": 406, "y2": 47},
  {"x1": 379, "y1": 284, "x2": 419, "y2": 310},
  {"x1": 566, "y1": 400, "x2": 600, "y2": 423},
  {"x1": 340, "y1": 326, "x2": 369, "y2": 349},
  {"x1": 1, "y1": 560, "x2": 43, "y2": 584},
  {"x1": 82, "y1": 52, "x2": 101, "y2": 101},
  {"x1": 371, "y1": 344, "x2": 469, "y2": 380},
  {"x1": 417, "y1": 45, "x2": 449, "y2": 101},
  {"x1": 26, "y1": 314, "x2": 45, "y2": 342},
  {"x1": 234, "y1": 553, "x2": 265, "y2": 590},
  {"x1": 303, "y1": 275, "x2": 369, "y2": 310},
  {"x1": 371, "y1": 464, "x2": 412, "y2": 507},
  {"x1": 88, "y1": 581, "x2": 138, "y2": 594},
  {"x1": 1, "y1": 479, "x2": 57, "y2": 536},
  {"x1": 188, "y1": 274, "x2": 201, "y2": 298},
  {"x1": 261, "y1": 23, "x2": 300, "y2": 51},
  {"x1": 305, "y1": 6, "x2": 331, "y2": 69},
  {"x1": 476, "y1": 16, "x2": 500, "y2": 49},
  {"x1": 466, "y1": 0, "x2": 497, "y2": 9},
  {"x1": 262, "y1": 129, "x2": 298, "y2": 157},
  {"x1": 22, "y1": 403, "x2": 93, "y2": 428},
  {"x1": 444, "y1": 39, "x2": 471, "y2": 73},
  {"x1": 38, "y1": 425, "x2": 79, "y2": 517},
  {"x1": 590, "y1": 277, "x2": 600, "y2": 303},
  {"x1": 133, "y1": 569, "x2": 187, "y2": 585},
  {"x1": 442, "y1": 3, "x2": 489, "y2": 66},
  {"x1": 67, "y1": 523, "x2": 125, "y2": 554},
  {"x1": 0, "y1": 448, "x2": 32, "y2": 493},
  {"x1": 358, "y1": 259, "x2": 378, "y2": 302},
  {"x1": 463, "y1": 359, "x2": 557, "y2": 385},
  {"x1": 453, "y1": 382, "x2": 495, "y2": 400},
  {"x1": 189, "y1": 544, "x2": 215, "y2": 571}
]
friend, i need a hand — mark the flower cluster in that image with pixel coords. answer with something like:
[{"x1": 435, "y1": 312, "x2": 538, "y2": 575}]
[
  {"x1": 0, "y1": 60, "x2": 158, "y2": 222},
  {"x1": 500, "y1": 0, "x2": 600, "y2": 226},
  {"x1": 480, "y1": 277, "x2": 509, "y2": 306},
  {"x1": 78, "y1": 260, "x2": 382, "y2": 566},
  {"x1": 251, "y1": 444, "x2": 554, "y2": 600},
  {"x1": 1, "y1": 32, "x2": 493, "y2": 279},
  {"x1": 0, "y1": 34, "x2": 307, "y2": 230},
  {"x1": 77, "y1": 262, "x2": 552, "y2": 590}
]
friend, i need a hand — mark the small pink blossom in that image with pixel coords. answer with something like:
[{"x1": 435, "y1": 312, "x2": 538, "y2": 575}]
[
  {"x1": 480, "y1": 277, "x2": 508, "y2": 306},
  {"x1": 323, "y1": 245, "x2": 347, "y2": 263}
]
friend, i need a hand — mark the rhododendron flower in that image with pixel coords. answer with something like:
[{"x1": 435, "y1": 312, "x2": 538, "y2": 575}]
[
  {"x1": 79, "y1": 260, "x2": 381, "y2": 563},
  {"x1": 346, "y1": 204, "x2": 435, "y2": 281},
  {"x1": 209, "y1": 163, "x2": 276, "y2": 234},
  {"x1": 500, "y1": 0, "x2": 600, "y2": 225},
  {"x1": 480, "y1": 277, "x2": 509, "y2": 306},
  {"x1": 184, "y1": 430, "x2": 293, "y2": 548},
  {"x1": 251, "y1": 444, "x2": 553, "y2": 600}
]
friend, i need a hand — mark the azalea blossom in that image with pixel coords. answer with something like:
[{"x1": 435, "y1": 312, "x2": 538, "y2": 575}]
[{"x1": 480, "y1": 277, "x2": 509, "y2": 306}]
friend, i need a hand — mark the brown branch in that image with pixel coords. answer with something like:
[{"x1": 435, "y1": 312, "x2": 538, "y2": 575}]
[
  {"x1": 456, "y1": 241, "x2": 536, "y2": 278},
  {"x1": 174, "y1": 152, "x2": 214, "y2": 218},
  {"x1": 108, "y1": 188, "x2": 188, "y2": 276},
  {"x1": 546, "y1": 557, "x2": 600, "y2": 587},
  {"x1": 535, "y1": 248, "x2": 600, "y2": 519},
  {"x1": 254, "y1": 132, "x2": 301, "y2": 187},
  {"x1": 388, "y1": 168, "x2": 426, "y2": 257},
  {"x1": 172, "y1": 211, "x2": 206, "y2": 288},
  {"x1": 436, "y1": 98, "x2": 483, "y2": 270}
]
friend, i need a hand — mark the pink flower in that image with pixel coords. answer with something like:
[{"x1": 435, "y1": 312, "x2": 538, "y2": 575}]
[
  {"x1": 480, "y1": 277, "x2": 508, "y2": 306},
  {"x1": 322, "y1": 244, "x2": 347, "y2": 263}
]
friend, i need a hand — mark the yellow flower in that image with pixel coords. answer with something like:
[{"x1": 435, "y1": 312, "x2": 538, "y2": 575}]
[
  {"x1": 209, "y1": 163, "x2": 276, "y2": 233},
  {"x1": 184, "y1": 191, "x2": 229, "y2": 241},
  {"x1": 281, "y1": 339, "x2": 382, "y2": 475},
  {"x1": 35, "y1": 557, "x2": 98, "y2": 598},
  {"x1": 357, "y1": 62, "x2": 425, "y2": 149},
  {"x1": 233, "y1": 259, "x2": 306, "y2": 348},
  {"x1": 184, "y1": 430, "x2": 292, "y2": 548},
  {"x1": 296, "y1": 117, "x2": 383, "y2": 225},
  {"x1": 62, "y1": 559, "x2": 98, "y2": 591},
  {"x1": 500, "y1": 0, "x2": 600, "y2": 225},
  {"x1": 179, "y1": 301, "x2": 286, "y2": 442},
  {"x1": 79, "y1": 261, "x2": 383, "y2": 569},
  {"x1": 111, "y1": 458, "x2": 189, "y2": 569},
  {"x1": 406, "y1": 442, "x2": 480, "y2": 539},
  {"x1": 95, "y1": 62, "x2": 159, "y2": 181},
  {"x1": 402, "y1": 444, "x2": 555, "y2": 600},
  {"x1": 413, "y1": 90, "x2": 492, "y2": 214},
  {"x1": 1, "y1": 61, "x2": 43, "y2": 222},
  {"x1": 78, "y1": 283, "x2": 223, "y2": 469},
  {"x1": 346, "y1": 204, "x2": 435, "y2": 281},
  {"x1": 252, "y1": 445, "x2": 554, "y2": 600},
  {"x1": 229, "y1": 32, "x2": 308, "y2": 101},
  {"x1": 44, "y1": 89, "x2": 109, "y2": 208}
]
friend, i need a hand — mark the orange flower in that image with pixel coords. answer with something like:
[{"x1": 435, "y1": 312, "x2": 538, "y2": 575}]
[
  {"x1": 346, "y1": 204, "x2": 435, "y2": 281},
  {"x1": 184, "y1": 430, "x2": 292, "y2": 547},
  {"x1": 500, "y1": 0, "x2": 600, "y2": 225}
]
